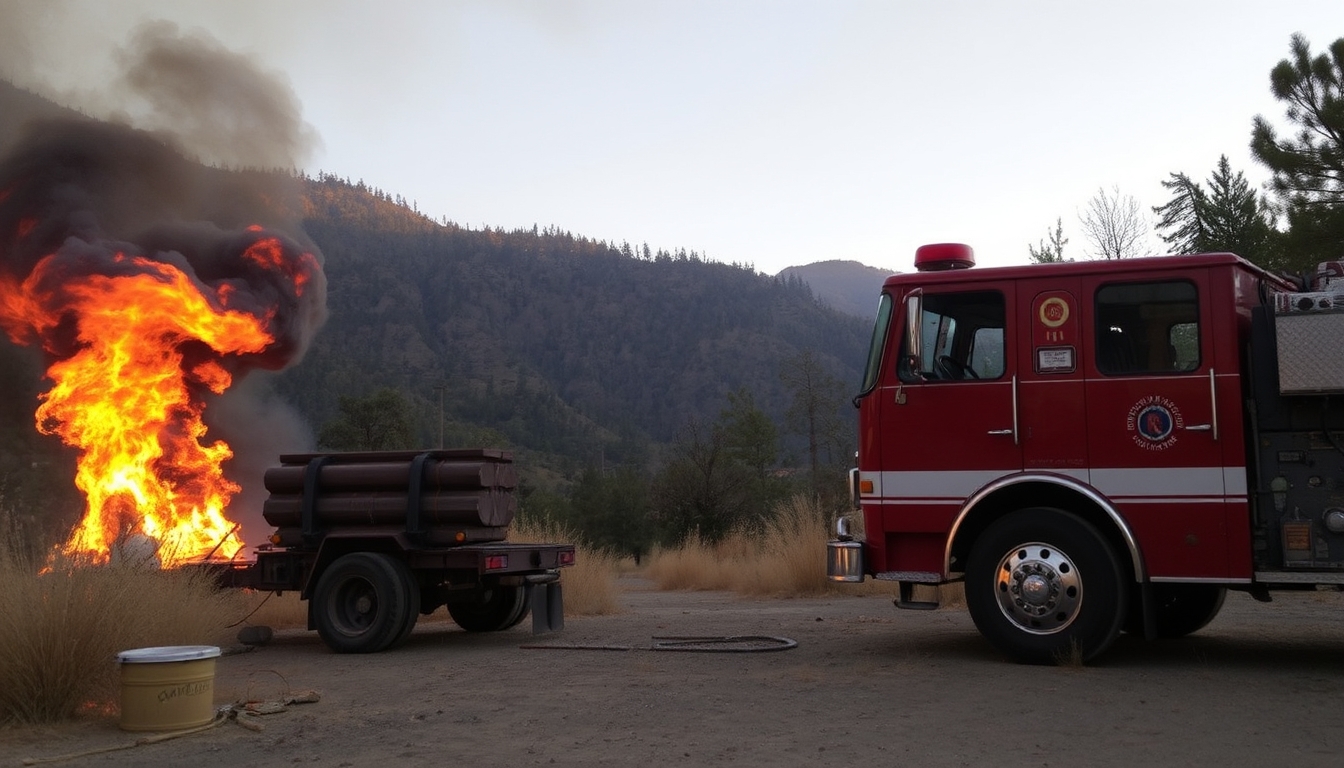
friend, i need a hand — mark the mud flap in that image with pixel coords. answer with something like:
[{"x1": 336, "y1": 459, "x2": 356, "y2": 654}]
[{"x1": 529, "y1": 581, "x2": 565, "y2": 634}]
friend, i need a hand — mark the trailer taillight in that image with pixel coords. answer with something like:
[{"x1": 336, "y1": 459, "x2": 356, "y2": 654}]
[
  {"x1": 559, "y1": 550, "x2": 576, "y2": 566},
  {"x1": 485, "y1": 555, "x2": 508, "y2": 570}
]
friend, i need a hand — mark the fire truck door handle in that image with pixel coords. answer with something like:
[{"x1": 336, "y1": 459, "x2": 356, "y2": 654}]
[
  {"x1": 986, "y1": 376, "x2": 1020, "y2": 444},
  {"x1": 1208, "y1": 368, "x2": 1219, "y2": 441},
  {"x1": 1204, "y1": 368, "x2": 1225, "y2": 441},
  {"x1": 1186, "y1": 370, "x2": 1219, "y2": 438}
]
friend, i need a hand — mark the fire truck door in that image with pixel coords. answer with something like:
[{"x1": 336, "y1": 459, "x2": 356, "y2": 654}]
[
  {"x1": 874, "y1": 283, "x2": 1021, "y2": 573},
  {"x1": 1015, "y1": 279, "x2": 1088, "y2": 475},
  {"x1": 1080, "y1": 270, "x2": 1231, "y2": 579}
]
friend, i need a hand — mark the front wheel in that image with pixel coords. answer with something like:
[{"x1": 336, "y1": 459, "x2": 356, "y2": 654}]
[{"x1": 965, "y1": 508, "x2": 1128, "y2": 664}]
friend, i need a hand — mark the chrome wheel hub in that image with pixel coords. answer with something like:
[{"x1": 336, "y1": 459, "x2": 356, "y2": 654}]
[{"x1": 993, "y1": 542, "x2": 1082, "y2": 634}]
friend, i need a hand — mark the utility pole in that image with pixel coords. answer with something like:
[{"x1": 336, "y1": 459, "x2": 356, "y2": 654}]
[{"x1": 433, "y1": 384, "x2": 445, "y2": 448}]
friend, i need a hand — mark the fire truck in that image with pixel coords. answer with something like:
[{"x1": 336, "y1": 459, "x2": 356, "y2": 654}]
[{"x1": 827, "y1": 242, "x2": 1344, "y2": 663}]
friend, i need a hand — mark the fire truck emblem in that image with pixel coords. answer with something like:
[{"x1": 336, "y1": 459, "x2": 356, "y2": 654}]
[
  {"x1": 1126, "y1": 396, "x2": 1183, "y2": 451},
  {"x1": 1038, "y1": 296, "x2": 1070, "y2": 328}
]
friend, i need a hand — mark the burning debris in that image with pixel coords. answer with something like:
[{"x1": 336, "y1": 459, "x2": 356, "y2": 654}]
[{"x1": 0, "y1": 25, "x2": 327, "y2": 566}]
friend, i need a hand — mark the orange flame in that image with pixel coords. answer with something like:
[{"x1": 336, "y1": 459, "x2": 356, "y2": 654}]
[{"x1": 0, "y1": 248, "x2": 281, "y2": 566}]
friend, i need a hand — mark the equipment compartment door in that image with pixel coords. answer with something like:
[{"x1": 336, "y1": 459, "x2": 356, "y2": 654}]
[{"x1": 1081, "y1": 268, "x2": 1230, "y2": 579}]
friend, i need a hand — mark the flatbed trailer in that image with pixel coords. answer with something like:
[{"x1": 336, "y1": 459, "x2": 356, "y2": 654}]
[{"x1": 206, "y1": 448, "x2": 575, "y2": 653}]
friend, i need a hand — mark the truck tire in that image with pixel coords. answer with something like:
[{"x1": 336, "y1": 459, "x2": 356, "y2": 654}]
[
  {"x1": 1126, "y1": 584, "x2": 1227, "y2": 639},
  {"x1": 447, "y1": 585, "x2": 530, "y2": 632},
  {"x1": 313, "y1": 552, "x2": 418, "y2": 653},
  {"x1": 965, "y1": 507, "x2": 1128, "y2": 665}
]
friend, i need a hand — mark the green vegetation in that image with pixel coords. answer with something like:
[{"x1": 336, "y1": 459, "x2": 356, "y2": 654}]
[
  {"x1": 1249, "y1": 34, "x2": 1344, "y2": 271},
  {"x1": 1153, "y1": 156, "x2": 1277, "y2": 263}
]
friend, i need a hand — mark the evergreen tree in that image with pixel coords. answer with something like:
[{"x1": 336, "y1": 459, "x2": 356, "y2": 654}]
[
  {"x1": 1153, "y1": 156, "x2": 1277, "y2": 263},
  {"x1": 1250, "y1": 34, "x2": 1344, "y2": 268}
]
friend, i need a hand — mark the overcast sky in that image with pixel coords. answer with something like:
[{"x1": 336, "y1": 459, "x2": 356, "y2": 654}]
[{"x1": 2, "y1": 1, "x2": 1340, "y2": 274}]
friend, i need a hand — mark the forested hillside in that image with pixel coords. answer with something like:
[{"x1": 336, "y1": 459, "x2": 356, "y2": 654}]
[{"x1": 277, "y1": 174, "x2": 869, "y2": 477}]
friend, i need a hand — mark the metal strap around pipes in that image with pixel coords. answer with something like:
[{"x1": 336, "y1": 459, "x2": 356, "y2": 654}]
[
  {"x1": 405, "y1": 451, "x2": 434, "y2": 541},
  {"x1": 301, "y1": 456, "x2": 331, "y2": 546}
]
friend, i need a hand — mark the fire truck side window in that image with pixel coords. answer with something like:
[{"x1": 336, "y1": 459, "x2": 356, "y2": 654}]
[
  {"x1": 898, "y1": 290, "x2": 1005, "y2": 382},
  {"x1": 1094, "y1": 280, "x2": 1200, "y2": 375}
]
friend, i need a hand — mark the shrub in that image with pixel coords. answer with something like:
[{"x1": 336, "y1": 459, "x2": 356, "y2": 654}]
[{"x1": 0, "y1": 542, "x2": 243, "y2": 724}]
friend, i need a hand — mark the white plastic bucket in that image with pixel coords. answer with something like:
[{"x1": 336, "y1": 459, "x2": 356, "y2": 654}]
[{"x1": 116, "y1": 645, "x2": 221, "y2": 731}]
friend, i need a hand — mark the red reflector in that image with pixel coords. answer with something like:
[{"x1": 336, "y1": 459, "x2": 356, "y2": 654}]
[
  {"x1": 485, "y1": 555, "x2": 508, "y2": 570},
  {"x1": 559, "y1": 550, "x2": 576, "y2": 566}
]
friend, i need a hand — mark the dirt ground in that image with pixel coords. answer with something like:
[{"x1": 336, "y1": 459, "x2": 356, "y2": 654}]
[{"x1": 5, "y1": 575, "x2": 1344, "y2": 768}]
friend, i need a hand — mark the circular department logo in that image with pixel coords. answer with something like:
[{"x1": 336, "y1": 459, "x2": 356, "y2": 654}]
[
  {"x1": 1039, "y1": 297, "x2": 1070, "y2": 328},
  {"x1": 1126, "y1": 396, "x2": 1183, "y2": 451}
]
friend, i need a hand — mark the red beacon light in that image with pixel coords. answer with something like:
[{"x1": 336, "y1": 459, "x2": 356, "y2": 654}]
[{"x1": 914, "y1": 243, "x2": 975, "y2": 272}]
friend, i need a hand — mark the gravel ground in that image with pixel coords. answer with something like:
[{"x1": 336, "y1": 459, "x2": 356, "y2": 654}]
[{"x1": 5, "y1": 576, "x2": 1344, "y2": 767}]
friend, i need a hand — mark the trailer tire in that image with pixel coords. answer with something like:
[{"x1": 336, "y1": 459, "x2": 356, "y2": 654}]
[
  {"x1": 313, "y1": 553, "x2": 417, "y2": 653},
  {"x1": 447, "y1": 585, "x2": 530, "y2": 632},
  {"x1": 965, "y1": 507, "x2": 1128, "y2": 665},
  {"x1": 1127, "y1": 584, "x2": 1227, "y2": 639}
]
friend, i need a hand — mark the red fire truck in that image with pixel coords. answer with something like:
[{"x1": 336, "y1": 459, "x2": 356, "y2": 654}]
[{"x1": 828, "y1": 242, "x2": 1344, "y2": 663}]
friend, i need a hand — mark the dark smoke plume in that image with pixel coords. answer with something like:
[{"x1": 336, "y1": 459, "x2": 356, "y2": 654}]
[{"x1": 0, "y1": 21, "x2": 329, "y2": 550}]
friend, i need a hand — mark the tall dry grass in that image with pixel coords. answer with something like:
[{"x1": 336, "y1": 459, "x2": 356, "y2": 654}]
[
  {"x1": 509, "y1": 518, "x2": 621, "y2": 616},
  {"x1": 645, "y1": 494, "x2": 964, "y2": 604},
  {"x1": 645, "y1": 494, "x2": 843, "y2": 596},
  {"x1": 0, "y1": 513, "x2": 247, "y2": 724}
]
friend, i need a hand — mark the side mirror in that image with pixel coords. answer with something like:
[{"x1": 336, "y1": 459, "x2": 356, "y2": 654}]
[{"x1": 902, "y1": 291, "x2": 923, "y2": 376}]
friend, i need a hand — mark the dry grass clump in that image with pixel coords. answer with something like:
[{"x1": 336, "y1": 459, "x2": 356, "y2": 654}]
[
  {"x1": 644, "y1": 495, "x2": 970, "y2": 604},
  {"x1": 646, "y1": 494, "x2": 853, "y2": 597},
  {"x1": 0, "y1": 541, "x2": 245, "y2": 725},
  {"x1": 510, "y1": 518, "x2": 621, "y2": 616}
]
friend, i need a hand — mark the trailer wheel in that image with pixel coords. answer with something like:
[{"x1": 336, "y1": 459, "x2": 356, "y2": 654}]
[
  {"x1": 447, "y1": 585, "x2": 530, "y2": 632},
  {"x1": 965, "y1": 508, "x2": 1127, "y2": 664},
  {"x1": 1127, "y1": 584, "x2": 1227, "y2": 639},
  {"x1": 313, "y1": 553, "x2": 417, "y2": 653}
]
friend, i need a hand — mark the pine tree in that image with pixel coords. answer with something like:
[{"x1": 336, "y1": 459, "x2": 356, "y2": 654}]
[{"x1": 1250, "y1": 34, "x2": 1344, "y2": 267}]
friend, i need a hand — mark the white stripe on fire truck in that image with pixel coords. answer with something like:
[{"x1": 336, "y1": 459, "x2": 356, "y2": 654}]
[{"x1": 863, "y1": 467, "x2": 1249, "y2": 503}]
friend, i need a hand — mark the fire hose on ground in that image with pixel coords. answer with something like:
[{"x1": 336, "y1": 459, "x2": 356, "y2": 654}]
[{"x1": 520, "y1": 635, "x2": 798, "y2": 652}]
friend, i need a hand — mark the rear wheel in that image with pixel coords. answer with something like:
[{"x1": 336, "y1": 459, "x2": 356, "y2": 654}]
[
  {"x1": 965, "y1": 508, "x2": 1128, "y2": 664},
  {"x1": 313, "y1": 553, "x2": 417, "y2": 653},
  {"x1": 447, "y1": 584, "x2": 530, "y2": 632},
  {"x1": 1127, "y1": 584, "x2": 1226, "y2": 638}
]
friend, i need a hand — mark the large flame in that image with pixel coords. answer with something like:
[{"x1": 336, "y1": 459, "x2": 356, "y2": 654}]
[{"x1": 0, "y1": 234, "x2": 315, "y2": 566}]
